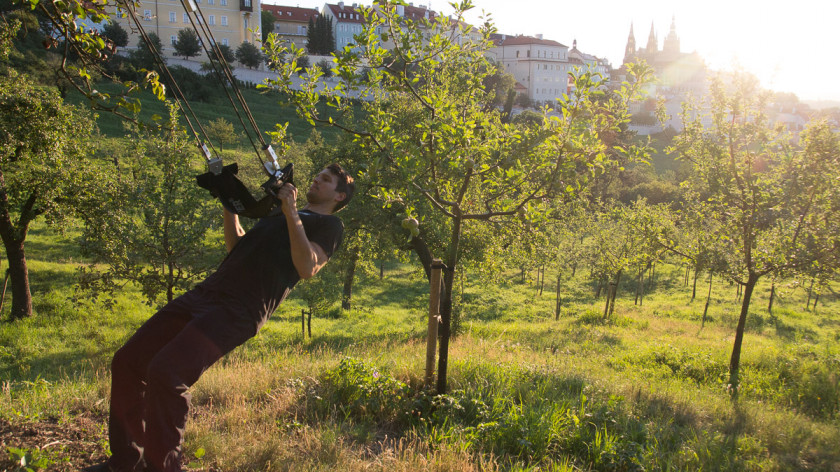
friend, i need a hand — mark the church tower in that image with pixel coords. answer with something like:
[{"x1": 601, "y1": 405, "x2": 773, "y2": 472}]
[
  {"x1": 663, "y1": 15, "x2": 680, "y2": 55},
  {"x1": 623, "y1": 22, "x2": 636, "y2": 64},
  {"x1": 645, "y1": 22, "x2": 658, "y2": 54}
]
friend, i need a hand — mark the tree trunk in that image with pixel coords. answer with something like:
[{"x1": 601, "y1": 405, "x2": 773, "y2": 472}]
[
  {"x1": 729, "y1": 273, "x2": 759, "y2": 398},
  {"x1": 684, "y1": 265, "x2": 690, "y2": 287},
  {"x1": 436, "y1": 216, "x2": 462, "y2": 395},
  {"x1": 701, "y1": 273, "x2": 713, "y2": 329},
  {"x1": 806, "y1": 278, "x2": 814, "y2": 311},
  {"x1": 380, "y1": 260, "x2": 385, "y2": 280},
  {"x1": 3, "y1": 240, "x2": 32, "y2": 319},
  {"x1": 554, "y1": 273, "x2": 561, "y2": 320},
  {"x1": 609, "y1": 270, "x2": 622, "y2": 317},
  {"x1": 571, "y1": 262, "x2": 577, "y2": 278},
  {"x1": 639, "y1": 264, "x2": 647, "y2": 307},
  {"x1": 0, "y1": 178, "x2": 34, "y2": 319},
  {"x1": 691, "y1": 267, "x2": 699, "y2": 302},
  {"x1": 0, "y1": 268, "x2": 8, "y2": 312},
  {"x1": 767, "y1": 281, "x2": 776, "y2": 315},
  {"x1": 603, "y1": 283, "x2": 611, "y2": 318},
  {"x1": 166, "y1": 261, "x2": 175, "y2": 303},
  {"x1": 634, "y1": 268, "x2": 641, "y2": 305},
  {"x1": 342, "y1": 251, "x2": 358, "y2": 310},
  {"x1": 410, "y1": 235, "x2": 434, "y2": 281}
]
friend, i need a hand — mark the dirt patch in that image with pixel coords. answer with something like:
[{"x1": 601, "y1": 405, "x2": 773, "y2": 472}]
[{"x1": 0, "y1": 414, "x2": 109, "y2": 471}]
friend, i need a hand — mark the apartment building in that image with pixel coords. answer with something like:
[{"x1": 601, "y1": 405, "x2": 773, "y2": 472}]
[
  {"x1": 322, "y1": 2, "x2": 364, "y2": 51},
  {"x1": 111, "y1": 0, "x2": 262, "y2": 58},
  {"x1": 262, "y1": 4, "x2": 320, "y2": 49},
  {"x1": 493, "y1": 35, "x2": 572, "y2": 105}
]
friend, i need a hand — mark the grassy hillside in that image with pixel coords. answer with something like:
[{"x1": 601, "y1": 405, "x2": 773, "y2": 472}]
[
  {"x1": 1, "y1": 222, "x2": 839, "y2": 471},
  {"x1": 66, "y1": 79, "x2": 340, "y2": 144}
]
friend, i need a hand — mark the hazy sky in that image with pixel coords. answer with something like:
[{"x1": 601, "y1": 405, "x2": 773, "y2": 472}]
[{"x1": 268, "y1": 0, "x2": 840, "y2": 102}]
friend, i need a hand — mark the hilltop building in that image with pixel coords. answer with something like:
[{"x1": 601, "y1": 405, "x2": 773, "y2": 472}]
[
  {"x1": 322, "y1": 2, "x2": 365, "y2": 51},
  {"x1": 492, "y1": 35, "x2": 609, "y2": 105},
  {"x1": 262, "y1": 5, "x2": 320, "y2": 49},
  {"x1": 621, "y1": 17, "x2": 706, "y2": 94},
  {"x1": 109, "y1": 0, "x2": 261, "y2": 58}
]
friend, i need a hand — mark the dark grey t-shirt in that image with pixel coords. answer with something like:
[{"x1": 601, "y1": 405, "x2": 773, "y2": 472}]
[{"x1": 199, "y1": 210, "x2": 344, "y2": 323}]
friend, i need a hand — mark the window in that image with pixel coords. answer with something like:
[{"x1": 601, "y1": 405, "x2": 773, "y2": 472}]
[
  {"x1": 170, "y1": 35, "x2": 177, "y2": 45},
  {"x1": 143, "y1": 9, "x2": 152, "y2": 20},
  {"x1": 220, "y1": 0, "x2": 227, "y2": 5},
  {"x1": 208, "y1": 0, "x2": 213, "y2": 4},
  {"x1": 222, "y1": 38, "x2": 229, "y2": 46},
  {"x1": 208, "y1": 15, "x2": 215, "y2": 25},
  {"x1": 183, "y1": 13, "x2": 189, "y2": 23},
  {"x1": 221, "y1": 15, "x2": 228, "y2": 26},
  {"x1": 169, "y1": 11, "x2": 176, "y2": 22}
]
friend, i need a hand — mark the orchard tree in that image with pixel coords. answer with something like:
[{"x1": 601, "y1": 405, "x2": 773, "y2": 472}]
[
  {"x1": 205, "y1": 117, "x2": 239, "y2": 151},
  {"x1": 670, "y1": 72, "x2": 840, "y2": 397},
  {"x1": 263, "y1": 0, "x2": 652, "y2": 393},
  {"x1": 173, "y1": 28, "x2": 201, "y2": 60},
  {"x1": 80, "y1": 106, "x2": 221, "y2": 306},
  {"x1": 0, "y1": 72, "x2": 94, "y2": 319}
]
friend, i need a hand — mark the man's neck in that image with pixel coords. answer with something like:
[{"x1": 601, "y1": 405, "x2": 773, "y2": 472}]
[{"x1": 302, "y1": 203, "x2": 334, "y2": 215}]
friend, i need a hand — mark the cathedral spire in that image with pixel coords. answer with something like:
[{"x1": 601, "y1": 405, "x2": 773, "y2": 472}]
[
  {"x1": 646, "y1": 22, "x2": 657, "y2": 53},
  {"x1": 623, "y1": 22, "x2": 636, "y2": 64},
  {"x1": 663, "y1": 15, "x2": 680, "y2": 54}
]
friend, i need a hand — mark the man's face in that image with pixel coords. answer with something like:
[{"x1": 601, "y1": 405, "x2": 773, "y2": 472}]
[{"x1": 306, "y1": 168, "x2": 345, "y2": 208}]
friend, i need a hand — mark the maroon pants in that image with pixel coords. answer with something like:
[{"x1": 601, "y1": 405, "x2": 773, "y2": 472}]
[{"x1": 107, "y1": 288, "x2": 259, "y2": 472}]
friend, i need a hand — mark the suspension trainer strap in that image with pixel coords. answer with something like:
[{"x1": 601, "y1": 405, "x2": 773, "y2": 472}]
[{"x1": 119, "y1": 0, "x2": 219, "y2": 167}]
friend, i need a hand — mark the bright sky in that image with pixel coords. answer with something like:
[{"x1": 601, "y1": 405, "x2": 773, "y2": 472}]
[{"x1": 273, "y1": 0, "x2": 840, "y2": 102}]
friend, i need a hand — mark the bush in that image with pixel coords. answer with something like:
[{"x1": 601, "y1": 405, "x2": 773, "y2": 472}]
[
  {"x1": 311, "y1": 357, "x2": 412, "y2": 426},
  {"x1": 165, "y1": 65, "x2": 212, "y2": 102},
  {"x1": 316, "y1": 59, "x2": 333, "y2": 78}
]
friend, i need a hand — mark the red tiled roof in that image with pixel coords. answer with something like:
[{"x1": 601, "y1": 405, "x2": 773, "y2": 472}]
[
  {"x1": 325, "y1": 3, "x2": 364, "y2": 23},
  {"x1": 262, "y1": 4, "x2": 319, "y2": 23},
  {"x1": 500, "y1": 36, "x2": 567, "y2": 48},
  {"x1": 401, "y1": 4, "x2": 436, "y2": 21}
]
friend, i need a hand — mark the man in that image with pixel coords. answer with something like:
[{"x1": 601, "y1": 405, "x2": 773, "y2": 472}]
[{"x1": 86, "y1": 164, "x2": 354, "y2": 472}]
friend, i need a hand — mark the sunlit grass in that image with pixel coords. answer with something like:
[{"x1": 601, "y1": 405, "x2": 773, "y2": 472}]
[{"x1": 1, "y1": 221, "x2": 839, "y2": 470}]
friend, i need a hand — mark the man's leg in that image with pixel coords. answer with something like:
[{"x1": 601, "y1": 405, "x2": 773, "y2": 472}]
[
  {"x1": 108, "y1": 298, "x2": 195, "y2": 472},
  {"x1": 141, "y1": 305, "x2": 258, "y2": 472}
]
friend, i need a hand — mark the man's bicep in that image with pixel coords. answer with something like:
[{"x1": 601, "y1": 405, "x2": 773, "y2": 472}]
[{"x1": 309, "y1": 241, "x2": 330, "y2": 276}]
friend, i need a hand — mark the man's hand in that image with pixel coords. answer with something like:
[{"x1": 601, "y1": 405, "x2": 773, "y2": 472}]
[{"x1": 276, "y1": 183, "x2": 298, "y2": 218}]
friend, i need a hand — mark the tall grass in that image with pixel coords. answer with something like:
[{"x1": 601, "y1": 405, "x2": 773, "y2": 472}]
[{"x1": 1, "y1": 222, "x2": 839, "y2": 470}]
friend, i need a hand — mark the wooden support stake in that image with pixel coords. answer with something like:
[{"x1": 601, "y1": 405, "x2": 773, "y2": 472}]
[{"x1": 425, "y1": 259, "x2": 443, "y2": 388}]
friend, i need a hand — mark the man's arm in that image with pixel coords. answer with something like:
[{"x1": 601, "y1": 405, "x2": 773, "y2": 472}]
[
  {"x1": 286, "y1": 211, "x2": 329, "y2": 279},
  {"x1": 277, "y1": 184, "x2": 329, "y2": 279},
  {"x1": 223, "y1": 208, "x2": 245, "y2": 253}
]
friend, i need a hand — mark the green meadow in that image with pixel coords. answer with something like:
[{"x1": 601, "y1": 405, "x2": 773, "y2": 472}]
[{"x1": 1, "y1": 221, "x2": 839, "y2": 471}]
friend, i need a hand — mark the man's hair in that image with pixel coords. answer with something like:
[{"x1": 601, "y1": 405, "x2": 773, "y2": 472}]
[{"x1": 327, "y1": 163, "x2": 355, "y2": 212}]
